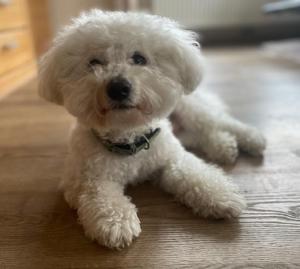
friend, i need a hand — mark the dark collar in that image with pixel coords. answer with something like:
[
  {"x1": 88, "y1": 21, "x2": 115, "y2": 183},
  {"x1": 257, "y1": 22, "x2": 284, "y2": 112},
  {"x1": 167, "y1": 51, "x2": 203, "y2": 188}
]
[{"x1": 91, "y1": 128, "x2": 161, "y2": 155}]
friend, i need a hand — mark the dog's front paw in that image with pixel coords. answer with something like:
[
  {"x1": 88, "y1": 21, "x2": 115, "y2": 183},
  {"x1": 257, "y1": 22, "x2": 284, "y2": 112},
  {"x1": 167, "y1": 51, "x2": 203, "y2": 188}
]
[
  {"x1": 239, "y1": 127, "x2": 266, "y2": 156},
  {"x1": 94, "y1": 211, "x2": 141, "y2": 249},
  {"x1": 79, "y1": 200, "x2": 141, "y2": 249},
  {"x1": 202, "y1": 191, "x2": 246, "y2": 219},
  {"x1": 181, "y1": 174, "x2": 246, "y2": 219},
  {"x1": 191, "y1": 173, "x2": 247, "y2": 219}
]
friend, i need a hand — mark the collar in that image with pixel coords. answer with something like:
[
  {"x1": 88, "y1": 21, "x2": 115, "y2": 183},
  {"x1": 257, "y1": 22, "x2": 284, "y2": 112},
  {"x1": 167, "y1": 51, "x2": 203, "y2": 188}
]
[{"x1": 91, "y1": 128, "x2": 161, "y2": 155}]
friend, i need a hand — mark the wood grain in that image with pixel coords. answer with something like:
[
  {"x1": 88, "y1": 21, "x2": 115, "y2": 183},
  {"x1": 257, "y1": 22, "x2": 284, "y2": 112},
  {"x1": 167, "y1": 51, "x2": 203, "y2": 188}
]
[{"x1": 0, "y1": 46, "x2": 299, "y2": 268}]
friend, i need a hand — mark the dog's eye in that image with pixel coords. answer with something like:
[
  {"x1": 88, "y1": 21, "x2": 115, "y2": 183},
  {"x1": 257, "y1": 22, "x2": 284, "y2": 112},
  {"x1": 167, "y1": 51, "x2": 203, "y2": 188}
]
[
  {"x1": 88, "y1": 58, "x2": 103, "y2": 66},
  {"x1": 192, "y1": 42, "x2": 200, "y2": 48},
  {"x1": 131, "y1": 52, "x2": 147, "y2": 65}
]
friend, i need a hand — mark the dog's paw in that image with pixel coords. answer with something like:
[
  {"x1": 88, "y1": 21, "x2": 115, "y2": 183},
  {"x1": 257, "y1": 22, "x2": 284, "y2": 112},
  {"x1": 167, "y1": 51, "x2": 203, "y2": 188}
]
[
  {"x1": 97, "y1": 213, "x2": 140, "y2": 249},
  {"x1": 202, "y1": 191, "x2": 247, "y2": 219},
  {"x1": 94, "y1": 211, "x2": 141, "y2": 249},
  {"x1": 181, "y1": 172, "x2": 246, "y2": 219},
  {"x1": 239, "y1": 127, "x2": 266, "y2": 156},
  {"x1": 207, "y1": 131, "x2": 239, "y2": 165},
  {"x1": 79, "y1": 202, "x2": 141, "y2": 249},
  {"x1": 191, "y1": 174, "x2": 247, "y2": 219}
]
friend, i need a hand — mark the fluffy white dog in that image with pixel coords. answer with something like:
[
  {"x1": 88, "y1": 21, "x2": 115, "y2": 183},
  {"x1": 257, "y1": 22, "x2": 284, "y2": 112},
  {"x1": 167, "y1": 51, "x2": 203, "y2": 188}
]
[{"x1": 39, "y1": 10, "x2": 266, "y2": 249}]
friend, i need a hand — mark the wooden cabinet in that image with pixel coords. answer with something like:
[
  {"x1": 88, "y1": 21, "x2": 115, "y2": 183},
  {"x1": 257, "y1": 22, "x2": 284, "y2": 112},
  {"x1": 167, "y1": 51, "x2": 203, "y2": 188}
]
[
  {"x1": 0, "y1": 0, "x2": 36, "y2": 99},
  {"x1": 0, "y1": 29, "x2": 35, "y2": 75},
  {"x1": 0, "y1": 0, "x2": 29, "y2": 30}
]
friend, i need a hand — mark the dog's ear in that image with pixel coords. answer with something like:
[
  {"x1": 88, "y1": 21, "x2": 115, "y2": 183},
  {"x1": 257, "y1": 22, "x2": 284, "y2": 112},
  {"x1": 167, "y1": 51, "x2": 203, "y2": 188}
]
[
  {"x1": 175, "y1": 32, "x2": 203, "y2": 95},
  {"x1": 38, "y1": 47, "x2": 64, "y2": 105}
]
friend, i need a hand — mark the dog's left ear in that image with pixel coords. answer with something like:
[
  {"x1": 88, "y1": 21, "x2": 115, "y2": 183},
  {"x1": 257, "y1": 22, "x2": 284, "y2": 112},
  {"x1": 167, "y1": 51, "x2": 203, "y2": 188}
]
[
  {"x1": 38, "y1": 46, "x2": 64, "y2": 105},
  {"x1": 176, "y1": 33, "x2": 203, "y2": 95}
]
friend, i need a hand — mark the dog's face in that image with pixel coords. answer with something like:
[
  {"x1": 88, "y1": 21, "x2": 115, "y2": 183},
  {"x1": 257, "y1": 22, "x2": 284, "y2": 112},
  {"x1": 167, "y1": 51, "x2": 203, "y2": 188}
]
[{"x1": 39, "y1": 10, "x2": 203, "y2": 129}]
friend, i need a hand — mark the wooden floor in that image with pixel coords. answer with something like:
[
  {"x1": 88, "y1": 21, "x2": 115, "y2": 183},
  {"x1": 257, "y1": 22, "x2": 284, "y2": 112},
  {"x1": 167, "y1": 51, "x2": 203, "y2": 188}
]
[{"x1": 0, "y1": 46, "x2": 300, "y2": 269}]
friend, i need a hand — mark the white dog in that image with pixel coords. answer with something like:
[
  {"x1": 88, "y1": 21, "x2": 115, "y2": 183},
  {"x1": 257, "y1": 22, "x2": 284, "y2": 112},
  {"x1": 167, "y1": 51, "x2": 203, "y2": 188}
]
[{"x1": 39, "y1": 10, "x2": 266, "y2": 249}]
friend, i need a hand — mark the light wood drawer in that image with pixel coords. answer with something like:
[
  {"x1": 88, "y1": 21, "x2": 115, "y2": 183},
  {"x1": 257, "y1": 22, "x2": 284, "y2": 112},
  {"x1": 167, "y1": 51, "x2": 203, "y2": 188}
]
[
  {"x1": 0, "y1": 29, "x2": 34, "y2": 76},
  {"x1": 0, "y1": 0, "x2": 29, "y2": 30}
]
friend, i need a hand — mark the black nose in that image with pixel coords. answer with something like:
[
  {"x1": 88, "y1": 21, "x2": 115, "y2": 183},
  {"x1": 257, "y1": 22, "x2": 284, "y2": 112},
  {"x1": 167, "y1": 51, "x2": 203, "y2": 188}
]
[{"x1": 107, "y1": 77, "x2": 131, "y2": 102}]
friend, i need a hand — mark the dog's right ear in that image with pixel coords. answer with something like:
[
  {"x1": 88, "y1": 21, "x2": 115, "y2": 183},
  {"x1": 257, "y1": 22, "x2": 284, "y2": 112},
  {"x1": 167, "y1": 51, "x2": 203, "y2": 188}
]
[{"x1": 38, "y1": 47, "x2": 64, "y2": 105}]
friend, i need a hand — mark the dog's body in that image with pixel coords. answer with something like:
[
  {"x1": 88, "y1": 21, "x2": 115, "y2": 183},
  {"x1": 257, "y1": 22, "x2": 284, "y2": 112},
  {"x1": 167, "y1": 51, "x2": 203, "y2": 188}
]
[{"x1": 39, "y1": 10, "x2": 266, "y2": 249}]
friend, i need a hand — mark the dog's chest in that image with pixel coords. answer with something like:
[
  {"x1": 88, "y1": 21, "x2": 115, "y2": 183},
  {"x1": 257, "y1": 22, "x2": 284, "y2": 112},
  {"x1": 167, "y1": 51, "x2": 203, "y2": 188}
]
[{"x1": 84, "y1": 138, "x2": 165, "y2": 185}]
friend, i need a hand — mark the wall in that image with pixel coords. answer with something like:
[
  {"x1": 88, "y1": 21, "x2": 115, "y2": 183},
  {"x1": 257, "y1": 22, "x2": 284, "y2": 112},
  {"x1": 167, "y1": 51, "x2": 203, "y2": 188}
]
[
  {"x1": 48, "y1": 0, "x2": 109, "y2": 34},
  {"x1": 152, "y1": 0, "x2": 300, "y2": 29}
]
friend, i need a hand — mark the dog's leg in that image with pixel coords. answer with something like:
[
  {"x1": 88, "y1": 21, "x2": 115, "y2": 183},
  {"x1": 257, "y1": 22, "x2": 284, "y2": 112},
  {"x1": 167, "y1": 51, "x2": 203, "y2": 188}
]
[
  {"x1": 219, "y1": 115, "x2": 266, "y2": 156},
  {"x1": 77, "y1": 180, "x2": 141, "y2": 249},
  {"x1": 176, "y1": 128, "x2": 239, "y2": 164},
  {"x1": 159, "y1": 143, "x2": 246, "y2": 218},
  {"x1": 173, "y1": 90, "x2": 265, "y2": 163},
  {"x1": 60, "y1": 156, "x2": 83, "y2": 210},
  {"x1": 173, "y1": 92, "x2": 239, "y2": 164}
]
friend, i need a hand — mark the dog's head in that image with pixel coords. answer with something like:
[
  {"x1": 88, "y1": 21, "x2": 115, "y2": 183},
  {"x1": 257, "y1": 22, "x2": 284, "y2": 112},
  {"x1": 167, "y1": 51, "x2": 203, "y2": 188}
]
[{"x1": 39, "y1": 10, "x2": 203, "y2": 129}]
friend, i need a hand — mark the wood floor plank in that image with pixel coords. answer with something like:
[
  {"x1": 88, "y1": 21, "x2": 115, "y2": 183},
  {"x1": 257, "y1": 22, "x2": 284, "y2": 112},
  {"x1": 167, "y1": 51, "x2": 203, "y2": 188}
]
[{"x1": 0, "y1": 46, "x2": 299, "y2": 268}]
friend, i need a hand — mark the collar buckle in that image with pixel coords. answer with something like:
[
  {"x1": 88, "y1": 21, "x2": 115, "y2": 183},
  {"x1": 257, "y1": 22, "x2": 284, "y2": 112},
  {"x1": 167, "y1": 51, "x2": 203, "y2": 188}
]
[{"x1": 142, "y1": 135, "x2": 150, "y2": 150}]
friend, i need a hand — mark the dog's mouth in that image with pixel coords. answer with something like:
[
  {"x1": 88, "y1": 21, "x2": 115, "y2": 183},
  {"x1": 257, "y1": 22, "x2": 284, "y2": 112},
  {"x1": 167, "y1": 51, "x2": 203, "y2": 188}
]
[
  {"x1": 112, "y1": 104, "x2": 136, "y2": 110},
  {"x1": 101, "y1": 104, "x2": 139, "y2": 115}
]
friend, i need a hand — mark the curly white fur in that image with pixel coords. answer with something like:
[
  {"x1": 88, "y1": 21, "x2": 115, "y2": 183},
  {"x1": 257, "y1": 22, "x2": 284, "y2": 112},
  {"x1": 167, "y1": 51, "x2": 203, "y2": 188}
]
[{"x1": 38, "y1": 10, "x2": 266, "y2": 249}]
